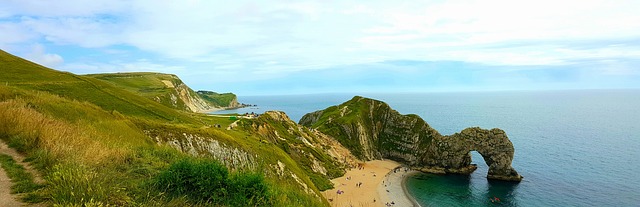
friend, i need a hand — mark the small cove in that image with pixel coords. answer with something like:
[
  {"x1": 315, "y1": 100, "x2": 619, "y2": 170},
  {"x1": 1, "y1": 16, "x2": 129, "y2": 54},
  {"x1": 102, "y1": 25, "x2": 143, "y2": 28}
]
[{"x1": 216, "y1": 90, "x2": 640, "y2": 206}]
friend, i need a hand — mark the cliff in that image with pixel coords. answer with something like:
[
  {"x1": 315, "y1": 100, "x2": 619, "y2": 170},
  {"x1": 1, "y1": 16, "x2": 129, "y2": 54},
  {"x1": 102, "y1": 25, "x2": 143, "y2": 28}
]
[
  {"x1": 300, "y1": 96, "x2": 523, "y2": 182},
  {"x1": 86, "y1": 72, "x2": 237, "y2": 112},
  {"x1": 238, "y1": 111, "x2": 358, "y2": 190},
  {"x1": 196, "y1": 90, "x2": 241, "y2": 109}
]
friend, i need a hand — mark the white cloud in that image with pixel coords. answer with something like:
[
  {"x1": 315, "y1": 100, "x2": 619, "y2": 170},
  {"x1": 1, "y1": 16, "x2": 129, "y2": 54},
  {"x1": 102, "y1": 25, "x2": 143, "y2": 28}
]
[
  {"x1": 25, "y1": 44, "x2": 64, "y2": 68},
  {"x1": 1, "y1": 0, "x2": 129, "y2": 17},
  {"x1": 0, "y1": 22, "x2": 37, "y2": 46},
  {"x1": 2, "y1": 0, "x2": 640, "y2": 72},
  {"x1": 21, "y1": 16, "x2": 124, "y2": 47}
]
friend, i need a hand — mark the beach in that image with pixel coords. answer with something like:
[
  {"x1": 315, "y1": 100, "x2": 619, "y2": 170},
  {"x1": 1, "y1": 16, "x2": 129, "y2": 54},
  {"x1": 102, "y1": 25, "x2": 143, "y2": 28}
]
[
  {"x1": 379, "y1": 167, "x2": 420, "y2": 207},
  {"x1": 322, "y1": 160, "x2": 418, "y2": 207}
]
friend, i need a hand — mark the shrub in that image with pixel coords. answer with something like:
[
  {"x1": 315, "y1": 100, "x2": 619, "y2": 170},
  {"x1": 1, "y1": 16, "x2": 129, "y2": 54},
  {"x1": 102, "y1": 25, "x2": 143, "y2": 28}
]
[
  {"x1": 229, "y1": 173, "x2": 269, "y2": 206},
  {"x1": 154, "y1": 158, "x2": 271, "y2": 206},
  {"x1": 155, "y1": 159, "x2": 229, "y2": 203},
  {"x1": 308, "y1": 173, "x2": 333, "y2": 191}
]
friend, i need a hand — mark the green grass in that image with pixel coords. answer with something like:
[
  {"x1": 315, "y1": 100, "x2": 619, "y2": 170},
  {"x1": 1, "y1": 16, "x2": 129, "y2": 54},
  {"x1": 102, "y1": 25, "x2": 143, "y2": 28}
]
[
  {"x1": 196, "y1": 90, "x2": 237, "y2": 107},
  {"x1": 85, "y1": 72, "x2": 192, "y2": 111},
  {"x1": 1, "y1": 50, "x2": 197, "y2": 123},
  {"x1": 46, "y1": 163, "x2": 131, "y2": 205},
  {"x1": 300, "y1": 95, "x2": 441, "y2": 163},
  {"x1": 86, "y1": 72, "x2": 239, "y2": 110},
  {"x1": 0, "y1": 86, "x2": 326, "y2": 206},
  {"x1": 154, "y1": 158, "x2": 270, "y2": 206},
  {"x1": 239, "y1": 113, "x2": 348, "y2": 191},
  {"x1": 301, "y1": 97, "x2": 371, "y2": 158},
  {"x1": 0, "y1": 49, "x2": 331, "y2": 206},
  {"x1": 85, "y1": 72, "x2": 179, "y2": 98},
  {"x1": 0, "y1": 154, "x2": 44, "y2": 202}
]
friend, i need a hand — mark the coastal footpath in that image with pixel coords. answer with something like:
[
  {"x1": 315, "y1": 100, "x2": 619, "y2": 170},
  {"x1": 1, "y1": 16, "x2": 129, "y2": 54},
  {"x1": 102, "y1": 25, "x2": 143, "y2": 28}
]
[{"x1": 300, "y1": 96, "x2": 523, "y2": 182}]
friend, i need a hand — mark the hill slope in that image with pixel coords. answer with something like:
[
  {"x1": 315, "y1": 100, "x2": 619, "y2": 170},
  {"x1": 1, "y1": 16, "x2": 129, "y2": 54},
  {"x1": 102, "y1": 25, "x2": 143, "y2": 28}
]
[
  {"x1": 0, "y1": 50, "x2": 194, "y2": 123},
  {"x1": 0, "y1": 49, "x2": 354, "y2": 206},
  {"x1": 300, "y1": 96, "x2": 523, "y2": 181},
  {"x1": 196, "y1": 90, "x2": 240, "y2": 109},
  {"x1": 86, "y1": 72, "x2": 239, "y2": 112}
]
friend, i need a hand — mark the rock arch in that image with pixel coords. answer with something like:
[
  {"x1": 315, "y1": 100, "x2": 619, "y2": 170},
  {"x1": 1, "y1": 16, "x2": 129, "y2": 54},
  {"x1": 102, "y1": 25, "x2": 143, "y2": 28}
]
[
  {"x1": 299, "y1": 96, "x2": 523, "y2": 182},
  {"x1": 418, "y1": 127, "x2": 523, "y2": 181}
]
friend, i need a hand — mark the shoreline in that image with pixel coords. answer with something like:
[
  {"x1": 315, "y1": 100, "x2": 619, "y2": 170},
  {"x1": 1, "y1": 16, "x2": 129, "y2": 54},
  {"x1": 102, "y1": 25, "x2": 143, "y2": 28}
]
[
  {"x1": 199, "y1": 107, "x2": 223, "y2": 113},
  {"x1": 402, "y1": 171, "x2": 422, "y2": 206},
  {"x1": 199, "y1": 105, "x2": 251, "y2": 114},
  {"x1": 378, "y1": 166, "x2": 421, "y2": 207},
  {"x1": 321, "y1": 160, "x2": 421, "y2": 207}
]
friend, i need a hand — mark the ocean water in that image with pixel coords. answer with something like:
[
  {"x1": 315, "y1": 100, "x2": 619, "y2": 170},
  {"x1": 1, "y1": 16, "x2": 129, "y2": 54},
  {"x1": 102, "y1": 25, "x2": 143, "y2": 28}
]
[{"x1": 212, "y1": 90, "x2": 640, "y2": 206}]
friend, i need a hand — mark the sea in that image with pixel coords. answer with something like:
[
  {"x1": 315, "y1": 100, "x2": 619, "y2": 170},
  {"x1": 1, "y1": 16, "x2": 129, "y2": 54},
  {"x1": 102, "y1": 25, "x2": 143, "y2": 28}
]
[{"x1": 211, "y1": 90, "x2": 640, "y2": 207}]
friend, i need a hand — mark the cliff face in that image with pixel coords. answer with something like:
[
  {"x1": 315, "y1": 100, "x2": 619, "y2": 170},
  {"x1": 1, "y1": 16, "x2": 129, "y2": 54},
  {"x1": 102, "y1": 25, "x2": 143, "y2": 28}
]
[
  {"x1": 300, "y1": 96, "x2": 523, "y2": 182},
  {"x1": 299, "y1": 97, "x2": 439, "y2": 164},
  {"x1": 170, "y1": 79, "x2": 218, "y2": 112}
]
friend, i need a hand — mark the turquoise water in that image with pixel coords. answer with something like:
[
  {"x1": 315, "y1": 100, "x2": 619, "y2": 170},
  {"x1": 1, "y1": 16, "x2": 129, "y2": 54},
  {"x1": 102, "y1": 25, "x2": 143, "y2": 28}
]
[{"x1": 214, "y1": 90, "x2": 640, "y2": 206}]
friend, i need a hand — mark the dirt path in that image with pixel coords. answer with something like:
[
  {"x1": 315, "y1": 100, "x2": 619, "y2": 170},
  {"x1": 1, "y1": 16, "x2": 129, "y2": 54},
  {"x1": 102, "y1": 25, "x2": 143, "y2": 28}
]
[
  {"x1": 0, "y1": 165, "x2": 23, "y2": 207},
  {"x1": 0, "y1": 141, "x2": 45, "y2": 207}
]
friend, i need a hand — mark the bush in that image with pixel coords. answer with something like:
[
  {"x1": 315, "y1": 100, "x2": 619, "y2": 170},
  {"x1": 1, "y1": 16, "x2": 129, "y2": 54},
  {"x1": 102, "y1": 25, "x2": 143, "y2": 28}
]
[
  {"x1": 308, "y1": 173, "x2": 333, "y2": 191},
  {"x1": 154, "y1": 158, "x2": 271, "y2": 206},
  {"x1": 229, "y1": 173, "x2": 269, "y2": 206},
  {"x1": 155, "y1": 158, "x2": 228, "y2": 203}
]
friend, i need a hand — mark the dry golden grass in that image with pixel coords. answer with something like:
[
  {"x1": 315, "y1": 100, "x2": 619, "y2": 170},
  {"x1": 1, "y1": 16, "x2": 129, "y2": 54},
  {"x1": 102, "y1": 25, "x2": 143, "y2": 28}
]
[{"x1": 0, "y1": 99, "x2": 130, "y2": 166}]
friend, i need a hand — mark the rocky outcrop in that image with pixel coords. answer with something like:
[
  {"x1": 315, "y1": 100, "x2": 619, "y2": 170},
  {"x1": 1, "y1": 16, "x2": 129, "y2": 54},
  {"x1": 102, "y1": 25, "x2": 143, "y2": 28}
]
[
  {"x1": 171, "y1": 79, "x2": 219, "y2": 112},
  {"x1": 250, "y1": 111, "x2": 357, "y2": 171},
  {"x1": 300, "y1": 96, "x2": 523, "y2": 182},
  {"x1": 420, "y1": 127, "x2": 522, "y2": 181},
  {"x1": 240, "y1": 111, "x2": 358, "y2": 190},
  {"x1": 144, "y1": 129, "x2": 258, "y2": 171}
]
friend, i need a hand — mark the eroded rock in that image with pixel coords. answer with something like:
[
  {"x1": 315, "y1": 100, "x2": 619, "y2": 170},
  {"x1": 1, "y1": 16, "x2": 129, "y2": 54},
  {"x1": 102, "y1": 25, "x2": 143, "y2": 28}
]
[{"x1": 300, "y1": 96, "x2": 523, "y2": 182}]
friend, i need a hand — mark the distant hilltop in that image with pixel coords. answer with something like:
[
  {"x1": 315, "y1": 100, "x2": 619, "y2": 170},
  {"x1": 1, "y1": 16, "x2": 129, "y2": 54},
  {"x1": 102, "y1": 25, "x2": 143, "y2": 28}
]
[
  {"x1": 86, "y1": 72, "x2": 240, "y2": 112},
  {"x1": 300, "y1": 96, "x2": 523, "y2": 181},
  {"x1": 195, "y1": 90, "x2": 242, "y2": 109}
]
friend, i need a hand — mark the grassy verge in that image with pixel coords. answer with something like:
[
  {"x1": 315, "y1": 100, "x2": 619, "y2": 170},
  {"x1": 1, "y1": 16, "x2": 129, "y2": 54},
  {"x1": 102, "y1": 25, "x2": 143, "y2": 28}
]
[{"x1": 0, "y1": 153, "x2": 44, "y2": 202}]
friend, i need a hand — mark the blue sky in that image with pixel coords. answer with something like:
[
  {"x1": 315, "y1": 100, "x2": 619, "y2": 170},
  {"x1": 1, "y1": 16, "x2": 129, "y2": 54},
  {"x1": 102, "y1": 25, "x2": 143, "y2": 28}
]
[{"x1": 1, "y1": 0, "x2": 639, "y2": 95}]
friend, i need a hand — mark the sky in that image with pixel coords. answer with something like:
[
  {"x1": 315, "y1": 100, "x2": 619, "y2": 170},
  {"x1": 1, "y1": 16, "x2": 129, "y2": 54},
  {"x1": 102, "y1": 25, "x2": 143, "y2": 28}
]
[{"x1": 1, "y1": 0, "x2": 639, "y2": 95}]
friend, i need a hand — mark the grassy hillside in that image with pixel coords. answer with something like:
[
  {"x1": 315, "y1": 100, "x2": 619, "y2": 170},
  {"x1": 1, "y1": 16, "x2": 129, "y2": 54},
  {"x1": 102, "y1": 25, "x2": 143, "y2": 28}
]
[
  {"x1": 0, "y1": 51, "x2": 194, "y2": 124},
  {"x1": 238, "y1": 111, "x2": 355, "y2": 191},
  {"x1": 86, "y1": 72, "x2": 237, "y2": 112},
  {"x1": 0, "y1": 49, "x2": 334, "y2": 206},
  {"x1": 196, "y1": 90, "x2": 238, "y2": 108},
  {"x1": 300, "y1": 96, "x2": 439, "y2": 162}
]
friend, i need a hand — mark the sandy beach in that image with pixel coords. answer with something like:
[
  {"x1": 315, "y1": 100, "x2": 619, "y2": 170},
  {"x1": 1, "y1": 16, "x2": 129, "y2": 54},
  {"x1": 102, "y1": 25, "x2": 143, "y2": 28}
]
[{"x1": 322, "y1": 160, "x2": 418, "y2": 207}]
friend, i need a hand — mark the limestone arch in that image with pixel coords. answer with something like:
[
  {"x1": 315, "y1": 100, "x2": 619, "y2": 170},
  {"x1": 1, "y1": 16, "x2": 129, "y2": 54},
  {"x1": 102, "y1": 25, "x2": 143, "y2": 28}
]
[{"x1": 419, "y1": 127, "x2": 522, "y2": 181}]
